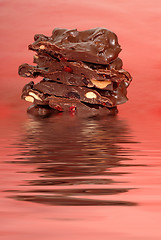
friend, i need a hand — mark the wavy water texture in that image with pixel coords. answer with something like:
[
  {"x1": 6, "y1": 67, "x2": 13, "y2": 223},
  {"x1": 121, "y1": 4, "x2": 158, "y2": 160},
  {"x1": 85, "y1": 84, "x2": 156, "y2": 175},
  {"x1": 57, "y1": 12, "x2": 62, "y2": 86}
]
[{"x1": 5, "y1": 115, "x2": 139, "y2": 206}]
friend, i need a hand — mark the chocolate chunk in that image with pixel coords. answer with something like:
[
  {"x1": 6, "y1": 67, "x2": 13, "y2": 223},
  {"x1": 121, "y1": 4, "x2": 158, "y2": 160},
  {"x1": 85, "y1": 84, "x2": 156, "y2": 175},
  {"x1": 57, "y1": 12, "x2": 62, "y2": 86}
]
[{"x1": 28, "y1": 27, "x2": 121, "y2": 64}]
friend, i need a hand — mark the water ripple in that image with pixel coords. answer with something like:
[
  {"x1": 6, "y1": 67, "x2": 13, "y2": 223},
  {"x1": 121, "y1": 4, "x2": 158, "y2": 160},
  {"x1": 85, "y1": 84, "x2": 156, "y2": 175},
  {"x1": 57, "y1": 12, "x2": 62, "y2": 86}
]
[{"x1": 5, "y1": 114, "x2": 140, "y2": 206}]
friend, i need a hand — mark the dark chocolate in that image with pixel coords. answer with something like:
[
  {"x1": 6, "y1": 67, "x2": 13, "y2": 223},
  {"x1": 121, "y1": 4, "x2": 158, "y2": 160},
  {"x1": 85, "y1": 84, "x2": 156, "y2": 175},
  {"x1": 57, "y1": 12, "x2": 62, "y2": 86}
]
[
  {"x1": 33, "y1": 54, "x2": 123, "y2": 71},
  {"x1": 26, "y1": 99, "x2": 118, "y2": 118},
  {"x1": 18, "y1": 59, "x2": 131, "y2": 90},
  {"x1": 21, "y1": 78, "x2": 128, "y2": 107},
  {"x1": 48, "y1": 96, "x2": 118, "y2": 117},
  {"x1": 22, "y1": 80, "x2": 114, "y2": 107},
  {"x1": 27, "y1": 104, "x2": 54, "y2": 118},
  {"x1": 19, "y1": 27, "x2": 132, "y2": 115},
  {"x1": 28, "y1": 27, "x2": 121, "y2": 64},
  {"x1": 96, "y1": 81, "x2": 128, "y2": 105}
]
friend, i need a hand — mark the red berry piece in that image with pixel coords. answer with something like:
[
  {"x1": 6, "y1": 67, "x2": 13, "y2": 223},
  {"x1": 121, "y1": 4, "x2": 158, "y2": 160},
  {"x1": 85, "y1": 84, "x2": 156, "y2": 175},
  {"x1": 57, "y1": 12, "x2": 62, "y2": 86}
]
[
  {"x1": 102, "y1": 102, "x2": 107, "y2": 106},
  {"x1": 69, "y1": 105, "x2": 76, "y2": 112},
  {"x1": 60, "y1": 57, "x2": 68, "y2": 61},
  {"x1": 54, "y1": 105, "x2": 63, "y2": 112},
  {"x1": 63, "y1": 66, "x2": 73, "y2": 73}
]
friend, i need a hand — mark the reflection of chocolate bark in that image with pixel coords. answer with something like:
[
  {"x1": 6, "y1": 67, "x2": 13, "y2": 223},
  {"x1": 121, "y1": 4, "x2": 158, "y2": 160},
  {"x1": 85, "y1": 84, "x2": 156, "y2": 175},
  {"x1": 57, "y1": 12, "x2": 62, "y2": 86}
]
[
  {"x1": 28, "y1": 27, "x2": 121, "y2": 64},
  {"x1": 8, "y1": 116, "x2": 137, "y2": 206},
  {"x1": 27, "y1": 104, "x2": 54, "y2": 118}
]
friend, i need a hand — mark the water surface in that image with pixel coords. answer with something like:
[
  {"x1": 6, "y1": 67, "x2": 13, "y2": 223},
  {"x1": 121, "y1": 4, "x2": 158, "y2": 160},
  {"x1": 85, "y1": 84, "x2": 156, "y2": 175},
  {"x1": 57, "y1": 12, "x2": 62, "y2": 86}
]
[{"x1": 1, "y1": 108, "x2": 161, "y2": 240}]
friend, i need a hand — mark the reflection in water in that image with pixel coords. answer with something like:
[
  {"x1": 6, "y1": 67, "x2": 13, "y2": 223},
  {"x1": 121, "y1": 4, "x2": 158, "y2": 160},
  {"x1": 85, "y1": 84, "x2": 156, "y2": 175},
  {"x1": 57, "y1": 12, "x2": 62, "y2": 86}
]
[{"x1": 7, "y1": 113, "x2": 140, "y2": 206}]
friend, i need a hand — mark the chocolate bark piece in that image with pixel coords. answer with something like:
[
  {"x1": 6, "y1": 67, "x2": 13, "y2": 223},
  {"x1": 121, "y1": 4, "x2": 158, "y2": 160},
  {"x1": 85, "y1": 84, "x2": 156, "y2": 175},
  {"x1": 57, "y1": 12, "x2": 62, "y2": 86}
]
[
  {"x1": 48, "y1": 96, "x2": 118, "y2": 117},
  {"x1": 33, "y1": 54, "x2": 131, "y2": 87},
  {"x1": 26, "y1": 102, "x2": 117, "y2": 118},
  {"x1": 28, "y1": 27, "x2": 121, "y2": 64},
  {"x1": 41, "y1": 78, "x2": 128, "y2": 105},
  {"x1": 22, "y1": 84, "x2": 118, "y2": 117},
  {"x1": 21, "y1": 80, "x2": 114, "y2": 107},
  {"x1": 33, "y1": 54, "x2": 123, "y2": 71},
  {"x1": 33, "y1": 54, "x2": 126, "y2": 84},
  {"x1": 19, "y1": 63, "x2": 112, "y2": 91},
  {"x1": 18, "y1": 59, "x2": 131, "y2": 90},
  {"x1": 21, "y1": 81, "x2": 48, "y2": 105},
  {"x1": 21, "y1": 78, "x2": 128, "y2": 106},
  {"x1": 33, "y1": 80, "x2": 114, "y2": 107}
]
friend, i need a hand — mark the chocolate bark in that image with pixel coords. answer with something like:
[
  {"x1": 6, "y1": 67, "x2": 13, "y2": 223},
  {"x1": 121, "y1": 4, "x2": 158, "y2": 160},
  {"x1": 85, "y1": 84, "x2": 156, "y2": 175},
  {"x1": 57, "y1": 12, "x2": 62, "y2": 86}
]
[
  {"x1": 18, "y1": 63, "x2": 113, "y2": 90},
  {"x1": 27, "y1": 101, "x2": 117, "y2": 118},
  {"x1": 21, "y1": 80, "x2": 114, "y2": 107},
  {"x1": 48, "y1": 96, "x2": 118, "y2": 117},
  {"x1": 19, "y1": 27, "x2": 132, "y2": 115},
  {"x1": 28, "y1": 28, "x2": 121, "y2": 64},
  {"x1": 18, "y1": 59, "x2": 131, "y2": 90},
  {"x1": 33, "y1": 54, "x2": 123, "y2": 71},
  {"x1": 22, "y1": 82, "x2": 118, "y2": 117},
  {"x1": 21, "y1": 78, "x2": 128, "y2": 107}
]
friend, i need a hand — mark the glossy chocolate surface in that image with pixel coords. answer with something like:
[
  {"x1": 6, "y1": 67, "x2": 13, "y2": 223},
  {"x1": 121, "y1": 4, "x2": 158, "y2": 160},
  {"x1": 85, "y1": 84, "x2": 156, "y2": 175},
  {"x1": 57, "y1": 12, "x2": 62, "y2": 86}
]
[
  {"x1": 19, "y1": 57, "x2": 131, "y2": 90},
  {"x1": 26, "y1": 100, "x2": 117, "y2": 118},
  {"x1": 19, "y1": 27, "x2": 132, "y2": 113},
  {"x1": 22, "y1": 80, "x2": 114, "y2": 107},
  {"x1": 28, "y1": 28, "x2": 121, "y2": 64}
]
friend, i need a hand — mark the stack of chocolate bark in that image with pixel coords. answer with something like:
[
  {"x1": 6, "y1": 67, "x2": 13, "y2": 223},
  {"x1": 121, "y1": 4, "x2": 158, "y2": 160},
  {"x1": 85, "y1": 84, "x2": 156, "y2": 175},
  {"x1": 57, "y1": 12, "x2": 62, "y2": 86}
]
[{"x1": 19, "y1": 28, "x2": 132, "y2": 117}]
